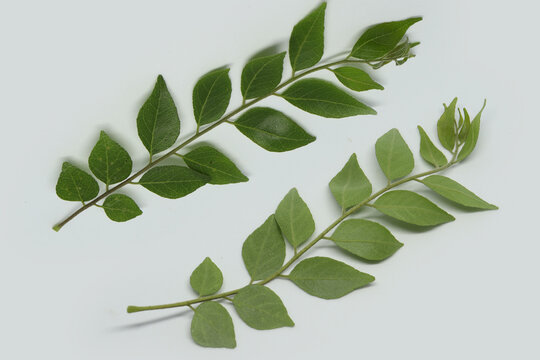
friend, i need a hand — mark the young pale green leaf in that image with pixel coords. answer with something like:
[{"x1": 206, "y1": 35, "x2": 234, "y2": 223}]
[
  {"x1": 190, "y1": 257, "x2": 224, "y2": 296},
  {"x1": 242, "y1": 215, "x2": 285, "y2": 281},
  {"x1": 418, "y1": 126, "x2": 447, "y2": 167},
  {"x1": 281, "y1": 78, "x2": 376, "y2": 118},
  {"x1": 373, "y1": 190, "x2": 455, "y2": 226},
  {"x1": 241, "y1": 52, "x2": 286, "y2": 100},
  {"x1": 328, "y1": 219, "x2": 403, "y2": 261},
  {"x1": 420, "y1": 175, "x2": 497, "y2": 210},
  {"x1": 289, "y1": 257, "x2": 375, "y2": 299},
  {"x1": 350, "y1": 17, "x2": 422, "y2": 60},
  {"x1": 102, "y1": 194, "x2": 142, "y2": 222},
  {"x1": 329, "y1": 153, "x2": 372, "y2": 209},
  {"x1": 331, "y1": 67, "x2": 384, "y2": 92},
  {"x1": 234, "y1": 107, "x2": 315, "y2": 152},
  {"x1": 182, "y1": 146, "x2": 248, "y2": 185},
  {"x1": 375, "y1": 128, "x2": 414, "y2": 181},
  {"x1": 139, "y1": 165, "x2": 209, "y2": 199},
  {"x1": 56, "y1": 162, "x2": 99, "y2": 202},
  {"x1": 191, "y1": 302, "x2": 236, "y2": 349},
  {"x1": 458, "y1": 100, "x2": 486, "y2": 161},
  {"x1": 88, "y1": 131, "x2": 133, "y2": 186},
  {"x1": 275, "y1": 188, "x2": 315, "y2": 249},
  {"x1": 233, "y1": 285, "x2": 294, "y2": 330},
  {"x1": 458, "y1": 108, "x2": 471, "y2": 142},
  {"x1": 289, "y1": 2, "x2": 326, "y2": 71},
  {"x1": 437, "y1": 98, "x2": 458, "y2": 151},
  {"x1": 137, "y1": 75, "x2": 180, "y2": 157},
  {"x1": 193, "y1": 68, "x2": 232, "y2": 127}
]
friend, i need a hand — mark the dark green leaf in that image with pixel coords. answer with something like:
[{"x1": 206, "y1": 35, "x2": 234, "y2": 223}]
[
  {"x1": 233, "y1": 285, "x2": 294, "y2": 330},
  {"x1": 88, "y1": 131, "x2": 132, "y2": 186},
  {"x1": 190, "y1": 257, "x2": 224, "y2": 296},
  {"x1": 289, "y1": 2, "x2": 326, "y2": 71},
  {"x1": 437, "y1": 98, "x2": 458, "y2": 151},
  {"x1": 234, "y1": 107, "x2": 315, "y2": 152},
  {"x1": 193, "y1": 68, "x2": 232, "y2": 127},
  {"x1": 331, "y1": 67, "x2": 384, "y2": 92},
  {"x1": 102, "y1": 194, "x2": 142, "y2": 222},
  {"x1": 56, "y1": 162, "x2": 99, "y2": 202},
  {"x1": 241, "y1": 52, "x2": 286, "y2": 99},
  {"x1": 373, "y1": 190, "x2": 455, "y2": 226},
  {"x1": 137, "y1": 75, "x2": 180, "y2": 157},
  {"x1": 375, "y1": 128, "x2": 414, "y2": 181},
  {"x1": 418, "y1": 125, "x2": 447, "y2": 167},
  {"x1": 183, "y1": 146, "x2": 248, "y2": 185},
  {"x1": 242, "y1": 215, "x2": 285, "y2": 281},
  {"x1": 458, "y1": 100, "x2": 486, "y2": 161},
  {"x1": 328, "y1": 219, "x2": 402, "y2": 261},
  {"x1": 191, "y1": 302, "x2": 236, "y2": 349},
  {"x1": 275, "y1": 188, "x2": 315, "y2": 249},
  {"x1": 139, "y1": 165, "x2": 209, "y2": 199},
  {"x1": 281, "y1": 78, "x2": 376, "y2": 118},
  {"x1": 329, "y1": 153, "x2": 372, "y2": 209},
  {"x1": 289, "y1": 257, "x2": 375, "y2": 299}
]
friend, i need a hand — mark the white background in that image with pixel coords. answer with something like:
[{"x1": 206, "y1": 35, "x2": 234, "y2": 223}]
[{"x1": 1, "y1": 0, "x2": 538, "y2": 359}]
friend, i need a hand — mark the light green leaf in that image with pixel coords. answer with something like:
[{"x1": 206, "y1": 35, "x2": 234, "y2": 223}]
[
  {"x1": 137, "y1": 75, "x2": 180, "y2": 157},
  {"x1": 234, "y1": 107, "x2": 315, "y2": 152},
  {"x1": 233, "y1": 285, "x2": 294, "y2": 330},
  {"x1": 458, "y1": 108, "x2": 471, "y2": 142},
  {"x1": 241, "y1": 52, "x2": 286, "y2": 100},
  {"x1": 437, "y1": 98, "x2": 458, "y2": 151},
  {"x1": 182, "y1": 146, "x2": 248, "y2": 185},
  {"x1": 458, "y1": 100, "x2": 486, "y2": 161},
  {"x1": 281, "y1": 78, "x2": 376, "y2": 118},
  {"x1": 329, "y1": 153, "x2": 372, "y2": 209},
  {"x1": 102, "y1": 194, "x2": 142, "y2": 222},
  {"x1": 190, "y1": 257, "x2": 224, "y2": 296},
  {"x1": 289, "y1": 257, "x2": 375, "y2": 299},
  {"x1": 88, "y1": 131, "x2": 132, "y2": 186},
  {"x1": 420, "y1": 175, "x2": 498, "y2": 210},
  {"x1": 328, "y1": 219, "x2": 403, "y2": 261},
  {"x1": 139, "y1": 165, "x2": 209, "y2": 199},
  {"x1": 331, "y1": 67, "x2": 384, "y2": 92},
  {"x1": 373, "y1": 190, "x2": 455, "y2": 226},
  {"x1": 418, "y1": 125, "x2": 447, "y2": 167},
  {"x1": 56, "y1": 162, "x2": 99, "y2": 202},
  {"x1": 375, "y1": 128, "x2": 414, "y2": 181},
  {"x1": 191, "y1": 302, "x2": 236, "y2": 349},
  {"x1": 242, "y1": 215, "x2": 285, "y2": 281},
  {"x1": 275, "y1": 188, "x2": 315, "y2": 249},
  {"x1": 351, "y1": 17, "x2": 422, "y2": 60},
  {"x1": 193, "y1": 68, "x2": 232, "y2": 127},
  {"x1": 289, "y1": 2, "x2": 326, "y2": 71}
]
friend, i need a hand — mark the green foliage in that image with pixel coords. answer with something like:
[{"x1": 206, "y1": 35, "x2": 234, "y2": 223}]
[
  {"x1": 55, "y1": 162, "x2": 99, "y2": 202},
  {"x1": 88, "y1": 131, "x2": 132, "y2": 186},
  {"x1": 418, "y1": 125, "x2": 447, "y2": 167},
  {"x1": 458, "y1": 100, "x2": 486, "y2": 161},
  {"x1": 191, "y1": 302, "x2": 236, "y2": 349},
  {"x1": 139, "y1": 166, "x2": 209, "y2": 199},
  {"x1": 329, "y1": 153, "x2": 372, "y2": 209},
  {"x1": 241, "y1": 52, "x2": 286, "y2": 99},
  {"x1": 275, "y1": 188, "x2": 315, "y2": 249},
  {"x1": 375, "y1": 128, "x2": 414, "y2": 181},
  {"x1": 437, "y1": 98, "x2": 458, "y2": 151},
  {"x1": 289, "y1": 2, "x2": 326, "y2": 71},
  {"x1": 193, "y1": 68, "x2": 232, "y2": 127},
  {"x1": 182, "y1": 146, "x2": 248, "y2": 185},
  {"x1": 190, "y1": 257, "x2": 224, "y2": 296},
  {"x1": 102, "y1": 194, "x2": 142, "y2": 222},
  {"x1": 331, "y1": 67, "x2": 384, "y2": 92}
]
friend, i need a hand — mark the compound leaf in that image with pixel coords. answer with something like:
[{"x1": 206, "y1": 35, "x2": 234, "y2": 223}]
[
  {"x1": 56, "y1": 162, "x2": 99, "y2": 202},
  {"x1": 88, "y1": 131, "x2": 133, "y2": 186},
  {"x1": 375, "y1": 128, "x2": 414, "y2": 181},
  {"x1": 193, "y1": 68, "x2": 232, "y2": 127},
  {"x1": 139, "y1": 165, "x2": 209, "y2": 199},
  {"x1": 275, "y1": 188, "x2": 315, "y2": 249},
  {"x1": 102, "y1": 194, "x2": 142, "y2": 222},
  {"x1": 289, "y1": 2, "x2": 326, "y2": 71},
  {"x1": 183, "y1": 146, "x2": 248, "y2": 185},
  {"x1": 329, "y1": 153, "x2": 372, "y2": 209},
  {"x1": 191, "y1": 302, "x2": 236, "y2": 349},
  {"x1": 190, "y1": 257, "x2": 224, "y2": 296}
]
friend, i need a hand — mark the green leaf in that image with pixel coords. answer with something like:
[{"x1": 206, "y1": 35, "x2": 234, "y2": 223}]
[
  {"x1": 329, "y1": 153, "x2": 372, "y2": 209},
  {"x1": 350, "y1": 17, "x2": 422, "y2": 60},
  {"x1": 289, "y1": 2, "x2": 326, "y2": 71},
  {"x1": 281, "y1": 78, "x2": 376, "y2": 118},
  {"x1": 437, "y1": 98, "x2": 458, "y2": 151},
  {"x1": 375, "y1": 128, "x2": 414, "y2": 181},
  {"x1": 102, "y1": 194, "x2": 142, "y2": 222},
  {"x1": 190, "y1": 257, "x2": 224, "y2": 296},
  {"x1": 420, "y1": 175, "x2": 498, "y2": 210},
  {"x1": 56, "y1": 162, "x2": 99, "y2": 202},
  {"x1": 139, "y1": 165, "x2": 209, "y2": 199},
  {"x1": 137, "y1": 75, "x2": 180, "y2": 157},
  {"x1": 182, "y1": 146, "x2": 248, "y2": 185},
  {"x1": 331, "y1": 67, "x2": 384, "y2": 92},
  {"x1": 242, "y1": 215, "x2": 285, "y2": 281},
  {"x1": 373, "y1": 190, "x2": 455, "y2": 226},
  {"x1": 275, "y1": 188, "x2": 315, "y2": 249},
  {"x1": 88, "y1": 131, "x2": 133, "y2": 186},
  {"x1": 191, "y1": 302, "x2": 236, "y2": 349},
  {"x1": 328, "y1": 219, "x2": 403, "y2": 261},
  {"x1": 193, "y1": 68, "x2": 232, "y2": 127},
  {"x1": 241, "y1": 52, "x2": 286, "y2": 100},
  {"x1": 418, "y1": 126, "x2": 447, "y2": 167},
  {"x1": 458, "y1": 100, "x2": 486, "y2": 161},
  {"x1": 289, "y1": 257, "x2": 375, "y2": 299},
  {"x1": 234, "y1": 107, "x2": 315, "y2": 152},
  {"x1": 458, "y1": 108, "x2": 471, "y2": 142},
  {"x1": 233, "y1": 285, "x2": 294, "y2": 330}
]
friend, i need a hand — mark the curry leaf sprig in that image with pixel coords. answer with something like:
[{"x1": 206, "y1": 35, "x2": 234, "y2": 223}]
[
  {"x1": 53, "y1": 2, "x2": 422, "y2": 231},
  {"x1": 127, "y1": 98, "x2": 497, "y2": 348}
]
